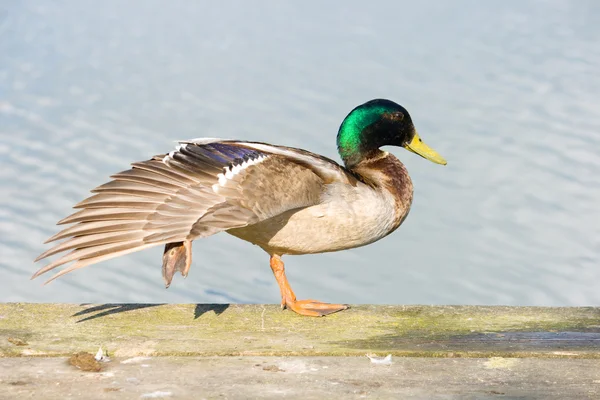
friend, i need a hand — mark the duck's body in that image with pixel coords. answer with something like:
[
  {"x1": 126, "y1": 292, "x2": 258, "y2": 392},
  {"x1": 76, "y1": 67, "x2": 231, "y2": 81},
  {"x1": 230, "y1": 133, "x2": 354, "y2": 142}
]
[
  {"x1": 34, "y1": 99, "x2": 446, "y2": 316},
  {"x1": 229, "y1": 150, "x2": 412, "y2": 255}
]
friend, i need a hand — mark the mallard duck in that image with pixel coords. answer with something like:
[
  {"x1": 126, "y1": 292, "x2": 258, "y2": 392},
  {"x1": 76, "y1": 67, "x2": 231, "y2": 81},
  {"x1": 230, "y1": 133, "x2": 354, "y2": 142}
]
[{"x1": 33, "y1": 99, "x2": 446, "y2": 316}]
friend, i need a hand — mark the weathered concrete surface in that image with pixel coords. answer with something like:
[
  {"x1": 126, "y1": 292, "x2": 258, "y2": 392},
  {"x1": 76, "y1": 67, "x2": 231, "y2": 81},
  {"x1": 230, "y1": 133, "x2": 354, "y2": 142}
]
[
  {"x1": 2, "y1": 303, "x2": 600, "y2": 358},
  {"x1": 1, "y1": 356, "x2": 599, "y2": 400},
  {"x1": 2, "y1": 304, "x2": 600, "y2": 398},
  {"x1": 1, "y1": 304, "x2": 600, "y2": 358}
]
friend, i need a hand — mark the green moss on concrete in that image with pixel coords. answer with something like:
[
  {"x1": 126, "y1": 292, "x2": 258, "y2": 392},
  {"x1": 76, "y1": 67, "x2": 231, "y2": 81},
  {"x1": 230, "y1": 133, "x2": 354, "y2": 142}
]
[{"x1": 1, "y1": 304, "x2": 599, "y2": 358}]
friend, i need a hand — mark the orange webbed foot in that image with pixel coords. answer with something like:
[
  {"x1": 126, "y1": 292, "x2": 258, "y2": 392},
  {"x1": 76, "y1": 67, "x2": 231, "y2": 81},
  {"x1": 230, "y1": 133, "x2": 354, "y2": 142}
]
[
  {"x1": 285, "y1": 299, "x2": 349, "y2": 317},
  {"x1": 162, "y1": 240, "x2": 192, "y2": 288},
  {"x1": 269, "y1": 254, "x2": 349, "y2": 317}
]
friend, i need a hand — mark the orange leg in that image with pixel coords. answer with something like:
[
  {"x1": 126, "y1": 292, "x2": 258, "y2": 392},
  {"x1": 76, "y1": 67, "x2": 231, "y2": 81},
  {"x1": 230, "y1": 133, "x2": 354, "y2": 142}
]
[{"x1": 269, "y1": 254, "x2": 348, "y2": 317}]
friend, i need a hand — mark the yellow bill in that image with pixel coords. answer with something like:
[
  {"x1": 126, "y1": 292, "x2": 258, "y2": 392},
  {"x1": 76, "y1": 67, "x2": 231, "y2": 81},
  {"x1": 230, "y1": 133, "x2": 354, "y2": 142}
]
[{"x1": 404, "y1": 132, "x2": 447, "y2": 165}]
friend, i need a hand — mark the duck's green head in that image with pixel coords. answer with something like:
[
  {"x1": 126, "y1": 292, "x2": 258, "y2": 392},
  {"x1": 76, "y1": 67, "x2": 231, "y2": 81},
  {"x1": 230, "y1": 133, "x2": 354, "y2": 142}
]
[{"x1": 337, "y1": 99, "x2": 447, "y2": 168}]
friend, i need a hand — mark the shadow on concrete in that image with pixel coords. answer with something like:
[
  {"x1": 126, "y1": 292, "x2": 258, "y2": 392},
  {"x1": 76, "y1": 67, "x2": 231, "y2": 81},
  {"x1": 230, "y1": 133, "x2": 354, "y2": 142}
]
[
  {"x1": 194, "y1": 304, "x2": 229, "y2": 319},
  {"x1": 73, "y1": 304, "x2": 164, "y2": 323},
  {"x1": 71, "y1": 303, "x2": 230, "y2": 322},
  {"x1": 330, "y1": 330, "x2": 600, "y2": 353}
]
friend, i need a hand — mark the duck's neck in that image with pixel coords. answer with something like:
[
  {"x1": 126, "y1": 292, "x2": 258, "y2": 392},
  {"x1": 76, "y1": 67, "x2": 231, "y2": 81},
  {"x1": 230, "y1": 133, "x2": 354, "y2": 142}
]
[{"x1": 351, "y1": 150, "x2": 414, "y2": 226}]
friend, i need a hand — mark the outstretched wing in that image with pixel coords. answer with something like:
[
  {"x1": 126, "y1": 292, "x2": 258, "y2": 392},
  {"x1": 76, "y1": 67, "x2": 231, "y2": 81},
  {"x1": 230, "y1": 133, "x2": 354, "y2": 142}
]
[{"x1": 33, "y1": 139, "x2": 354, "y2": 282}]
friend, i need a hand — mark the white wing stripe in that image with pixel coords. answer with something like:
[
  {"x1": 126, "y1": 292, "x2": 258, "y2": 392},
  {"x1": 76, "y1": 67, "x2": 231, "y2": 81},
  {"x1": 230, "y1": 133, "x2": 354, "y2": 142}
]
[
  {"x1": 162, "y1": 143, "x2": 190, "y2": 164},
  {"x1": 213, "y1": 154, "x2": 268, "y2": 191}
]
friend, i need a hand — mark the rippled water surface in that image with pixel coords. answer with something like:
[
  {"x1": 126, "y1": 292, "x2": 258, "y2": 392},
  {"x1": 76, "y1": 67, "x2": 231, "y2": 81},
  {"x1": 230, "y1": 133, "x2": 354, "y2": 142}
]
[{"x1": 1, "y1": 1, "x2": 599, "y2": 306}]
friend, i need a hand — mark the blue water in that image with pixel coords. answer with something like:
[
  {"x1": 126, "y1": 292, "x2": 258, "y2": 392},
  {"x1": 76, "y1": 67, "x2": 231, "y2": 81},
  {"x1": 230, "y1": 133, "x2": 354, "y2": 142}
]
[{"x1": 1, "y1": 0, "x2": 599, "y2": 306}]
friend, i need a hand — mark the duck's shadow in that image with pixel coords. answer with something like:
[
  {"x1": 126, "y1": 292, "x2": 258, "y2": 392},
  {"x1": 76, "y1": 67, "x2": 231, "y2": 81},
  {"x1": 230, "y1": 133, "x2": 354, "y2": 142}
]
[{"x1": 72, "y1": 303, "x2": 229, "y2": 323}]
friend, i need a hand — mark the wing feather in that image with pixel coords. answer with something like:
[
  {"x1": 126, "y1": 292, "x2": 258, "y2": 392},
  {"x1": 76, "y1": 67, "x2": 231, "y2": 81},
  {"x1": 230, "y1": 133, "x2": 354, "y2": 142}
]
[
  {"x1": 44, "y1": 221, "x2": 148, "y2": 243},
  {"x1": 34, "y1": 139, "x2": 355, "y2": 282}
]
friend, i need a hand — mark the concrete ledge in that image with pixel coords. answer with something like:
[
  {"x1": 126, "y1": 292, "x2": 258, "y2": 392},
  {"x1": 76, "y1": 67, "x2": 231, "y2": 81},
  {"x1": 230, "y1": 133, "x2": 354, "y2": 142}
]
[
  {"x1": 1, "y1": 304, "x2": 599, "y2": 358},
  {"x1": 2, "y1": 356, "x2": 600, "y2": 399}
]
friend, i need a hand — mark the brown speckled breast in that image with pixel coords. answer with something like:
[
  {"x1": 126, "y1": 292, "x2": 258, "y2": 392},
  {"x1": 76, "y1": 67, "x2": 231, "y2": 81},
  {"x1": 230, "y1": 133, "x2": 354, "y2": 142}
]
[{"x1": 353, "y1": 151, "x2": 414, "y2": 230}]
